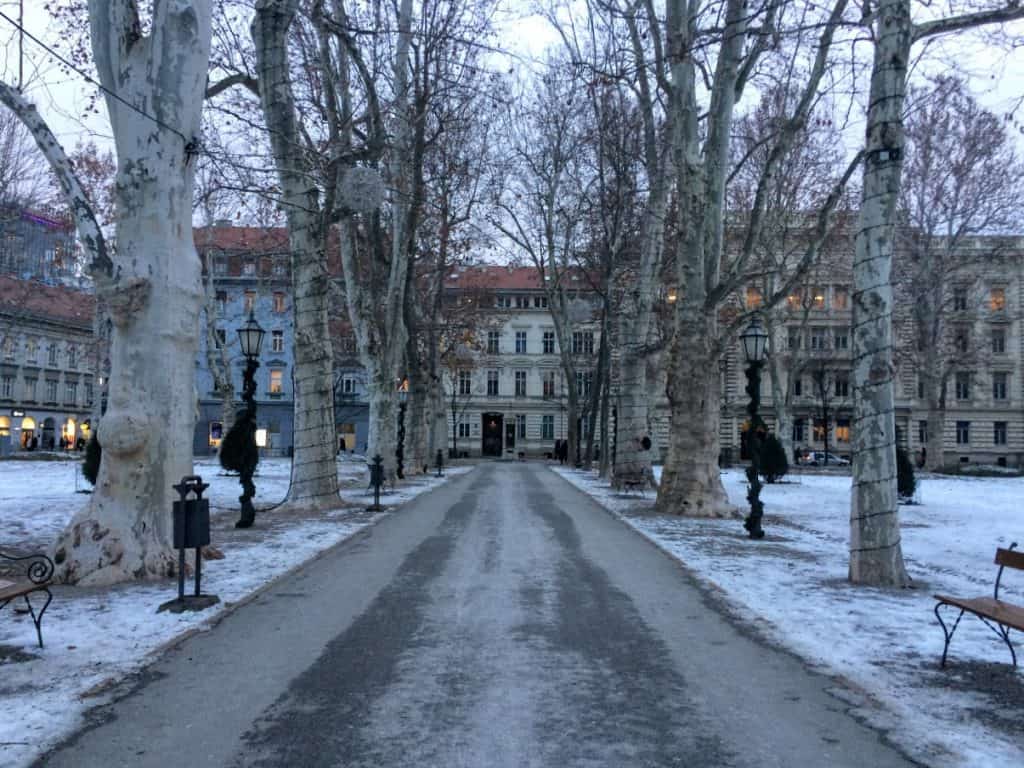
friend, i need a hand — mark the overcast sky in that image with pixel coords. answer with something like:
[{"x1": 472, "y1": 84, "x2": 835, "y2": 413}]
[{"x1": 3, "y1": 2, "x2": 1024, "y2": 185}]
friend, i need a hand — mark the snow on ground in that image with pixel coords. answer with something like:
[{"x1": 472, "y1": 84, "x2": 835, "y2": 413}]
[
  {"x1": 553, "y1": 465, "x2": 1024, "y2": 768},
  {"x1": 0, "y1": 454, "x2": 470, "y2": 768}
]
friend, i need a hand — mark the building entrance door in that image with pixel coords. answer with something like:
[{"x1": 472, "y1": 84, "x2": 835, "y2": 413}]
[
  {"x1": 481, "y1": 413, "x2": 503, "y2": 457},
  {"x1": 505, "y1": 422, "x2": 515, "y2": 453}
]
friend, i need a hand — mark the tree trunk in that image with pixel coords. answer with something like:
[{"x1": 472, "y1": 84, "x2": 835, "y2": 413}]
[
  {"x1": 253, "y1": 0, "x2": 339, "y2": 510},
  {"x1": 925, "y1": 396, "x2": 945, "y2": 472},
  {"x1": 657, "y1": 312, "x2": 732, "y2": 517},
  {"x1": 366, "y1": 363, "x2": 399, "y2": 481},
  {"x1": 53, "y1": 0, "x2": 213, "y2": 585},
  {"x1": 849, "y1": 0, "x2": 911, "y2": 587}
]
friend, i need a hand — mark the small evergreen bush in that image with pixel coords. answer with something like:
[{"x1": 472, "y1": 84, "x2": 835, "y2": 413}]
[
  {"x1": 896, "y1": 446, "x2": 917, "y2": 500},
  {"x1": 760, "y1": 434, "x2": 789, "y2": 484},
  {"x1": 82, "y1": 432, "x2": 102, "y2": 485}
]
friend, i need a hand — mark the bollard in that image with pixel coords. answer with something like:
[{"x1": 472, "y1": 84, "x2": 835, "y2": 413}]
[{"x1": 367, "y1": 454, "x2": 385, "y2": 512}]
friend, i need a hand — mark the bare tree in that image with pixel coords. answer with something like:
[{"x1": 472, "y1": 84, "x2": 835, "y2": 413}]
[
  {"x1": 1, "y1": 0, "x2": 213, "y2": 585},
  {"x1": 893, "y1": 76, "x2": 1024, "y2": 471},
  {"x1": 849, "y1": 0, "x2": 1024, "y2": 587}
]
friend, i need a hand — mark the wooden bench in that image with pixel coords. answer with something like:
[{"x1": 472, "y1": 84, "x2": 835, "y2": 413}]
[
  {"x1": 0, "y1": 550, "x2": 55, "y2": 648},
  {"x1": 614, "y1": 464, "x2": 651, "y2": 496},
  {"x1": 934, "y1": 542, "x2": 1024, "y2": 667}
]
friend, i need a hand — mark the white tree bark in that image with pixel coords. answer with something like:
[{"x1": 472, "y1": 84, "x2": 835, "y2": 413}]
[
  {"x1": 253, "y1": 0, "x2": 341, "y2": 510},
  {"x1": 52, "y1": 0, "x2": 213, "y2": 585},
  {"x1": 849, "y1": 0, "x2": 911, "y2": 586}
]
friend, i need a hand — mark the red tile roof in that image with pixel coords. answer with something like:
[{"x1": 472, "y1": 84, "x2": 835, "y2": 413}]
[
  {"x1": 444, "y1": 265, "x2": 594, "y2": 291},
  {"x1": 193, "y1": 225, "x2": 289, "y2": 253},
  {"x1": 0, "y1": 275, "x2": 95, "y2": 327}
]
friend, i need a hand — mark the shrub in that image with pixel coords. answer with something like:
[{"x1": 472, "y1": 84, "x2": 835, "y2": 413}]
[
  {"x1": 82, "y1": 432, "x2": 102, "y2": 485},
  {"x1": 897, "y1": 446, "x2": 917, "y2": 500},
  {"x1": 760, "y1": 434, "x2": 789, "y2": 484}
]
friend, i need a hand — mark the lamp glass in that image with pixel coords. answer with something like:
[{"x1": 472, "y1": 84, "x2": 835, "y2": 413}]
[
  {"x1": 237, "y1": 312, "x2": 266, "y2": 358},
  {"x1": 740, "y1": 317, "x2": 769, "y2": 363},
  {"x1": 255, "y1": 428, "x2": 268, "y2": 448}
]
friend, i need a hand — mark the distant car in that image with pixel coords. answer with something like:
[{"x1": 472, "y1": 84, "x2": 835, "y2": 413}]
[{"x1": 803, "y1": 451, "x2": 850, "y2": 467}]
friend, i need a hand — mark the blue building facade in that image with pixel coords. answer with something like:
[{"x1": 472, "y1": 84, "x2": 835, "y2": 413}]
[{"x1": 192, "y1": 223, "x2": 370, "y2": 457}]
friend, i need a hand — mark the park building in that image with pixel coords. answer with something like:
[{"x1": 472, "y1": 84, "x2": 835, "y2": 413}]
[
  {"x1": 720, "y1": 233, "x2": 1024, "y2": 469},
  {"x1": 0, "y1": 274, "x2": 99, "y2": 455},
  {"x1": 192, "y1": 221, "x2": 371, "y2": 456},
  {"x1": 440, "y1": 265, "x2": 605, "y2": 459}
]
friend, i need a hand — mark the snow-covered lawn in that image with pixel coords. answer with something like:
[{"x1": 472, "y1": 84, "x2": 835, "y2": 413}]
[
  {"x1": 0, "y1": 454, "x2": 470, "y2": 768},
  {"x1": 553, "y1": 465, "x2": 1024, "y2": 768}
]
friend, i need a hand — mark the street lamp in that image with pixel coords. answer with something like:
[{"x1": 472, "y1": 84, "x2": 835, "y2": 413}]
[
  {"x1": 396, "y1": 378, "x2": 409, "y2": 480},
  {"x1": 235, "y1": 310, "x2": 265, "y2": 528},
  {"x1": 740, "y1": 315, "x2": 769, "y2": 539}
]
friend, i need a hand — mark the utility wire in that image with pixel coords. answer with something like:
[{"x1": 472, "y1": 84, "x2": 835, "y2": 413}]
[{"x1": 0, "y1": 10, "x2": 191, "y2": 145}]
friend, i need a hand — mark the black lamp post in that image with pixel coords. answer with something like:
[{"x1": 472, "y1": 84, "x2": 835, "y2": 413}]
[
  {"x1": 396, "y1": 379, "x2": 408, "y2": 480},
  {"x1": 740, "y1": 315, "x2": 769, "y2": 540},
  {"x1": 235, "y1": 311, "x2": 265, "y2": 528}
]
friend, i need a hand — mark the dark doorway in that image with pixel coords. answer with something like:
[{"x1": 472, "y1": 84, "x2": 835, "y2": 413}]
[
  {"x1": 505, "y1": 422, "x2": 516, "y2": 452},
  {"x1": 482, "y1": 413, "x2": 503, "y2": 457}
]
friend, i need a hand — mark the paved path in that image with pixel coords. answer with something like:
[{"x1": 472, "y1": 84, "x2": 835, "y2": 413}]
[{"x1": 40, "y1": 463, "x2": 916, "y2": 767}]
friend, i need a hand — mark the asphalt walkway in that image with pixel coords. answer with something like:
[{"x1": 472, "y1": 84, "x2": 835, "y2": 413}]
[{"x1": 39, "y1": 462, "x2": 916, "y2": 767}]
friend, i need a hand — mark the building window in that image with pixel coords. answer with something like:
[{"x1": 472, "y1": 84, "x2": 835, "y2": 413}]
[
  {"x1": 341, "y1": 375, "x2": 356, "y2": 394},
  {"x1": 793, "y1": 377, "x2": 802, "y2": 397},
  {"x1": 813, "y1": 418, "x2": 827, "y2": 442},
  {"x1": 66, "y1": 382, "x2": 77, "y2": 404},
  {"x1": 953, "y1": 286, "x2": 968, "y2": 311},
  {"x1": 23, "y1": 378, "x2": 36, "y2": 401},
  {"x1": 273, "y1": 292, "x2": 286, "y2": 313},
  {"x1": 542, "y1": 370, "x2": 556, "y2": 398},
  {"x1": 271, "y1": 330, "x2": 284, "y2": 353},
  {"x1": 572, "y1": 331, "x2": 594, "y2": 356},
  {"x1": 542, "y1": 414, "x2": 554, "y2": 441},
  {"x1": 458, "y1": 422, "x2": 471, "y2": 438},
  {"x1": 533, "y1": 295, "x2": 548, "y2": 309},
  {"x1": 994, "y1": 421, "x2": 1008, "y2": 445},
  {"x1": 487, "y1": 331, "x2": 500, "y2": 355},
  {"x1": 792, "y1": 418, "x2": 805, "y2": 443},
  {"x1": 543, "y1": 331, "x2": 555, "y2": 355},
  {"x1": 990, "y1": 287, "x2": 1006, "y2": 312},
  {"x1": 992, "y1": 372, "x2": 1008, "y2": 401},
  {"x1": 786, "y1": 291, "x2": 802, "y2": 310},
  {"x1": 956, "y1": 421, "x2": 970, "y2": 444},
  {"x1": 833, "y1": 286, "x2": 849, "y2": 310},
  {"x1": 788, "y1": 329, "x2": 801, "y2": 350},
  {"x1": 213, "y1": 257, "x2": 227, "y2": 276},
  {"x1": 992, "y1": 327, "x2": 1006, "y2": 354},
  {"x1": 68, "y1": 345, "x2": 78, "y2": 368},
  {"x1": 215, "y1": 290, "x2": 227, "y2": 312},
  {"x1": 834, "y1": 374, "x2": 849, "y2": 398},
  {"x1": 1, "y1": 336, "x2": 14, "y2": 360},
  {"x1": 269, "y1": 369, "x2": 284, "y2": 394},
  {"x1": 273, "y1": 260, "x2": 287, "y2": 277},
  {"x1": 487, "y1": 370, "x2": 499, "y2": 396},
  {"x1": 242, "y1": 260, "x2": 256, "y2": 276},
  {"x1": 812, "y1": 287, "x2": 826, "y2": 309},
  {"x1": 835, "y1": 418, "x2": 851, "y2": 443},
  {"x1": 575, "y1": 370, "x2": 593, "y2": 397},
  {"x1": 955, "y1": 372, "x2": 971, "y2": 401},
  {"x1": 515, "y1": 331, "x2": 527, "y2": 354},
  {"x1": 25, "y1": 338, "x2": 36, "y2": 363},
  {"x1": 745, "y1": 286, "x2": 762, "y2": 308},
  {"x1": 953, "y1": 325, "x2": 969, "y2": 354},
  {"x1": 810, "y1": 327, "x2": 828, "y2": 351},
  {"x1": 514, "y1": 370, "x2": 527, "y2": 397},
  {"x1": 46, "y1": 379, "x2": 58, "y2": 402},
  {"x1": 516, "y1": 414, "x2": 527, "y2": 438},
  {"x1": 47, "y1": 344, "x2": 58, "y2": 366},
  {"x1": 244, "y1": 291, "x2": 256, "y2": 313},
  {"x1": 917, "y1": 377, "x2": 925, "y2": 400},
  {"x1": 215, "y1": 329, "x2": 226, "y2": 346},
  {"x1": 0, "y1": 376, "x2": 12, "y2": 399},
  {"x1": 834, "y1": 332, "x2": 848, "y2": 351},
  {"x1": 918, "y1": 420, "x2": 928, "y2": 445},
  {"x1": 85, "y1": 383, "x2": 93, "y2": 404},
  {"x1": 458, "y1": 370, "x2": 471, "y2": 396}
]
